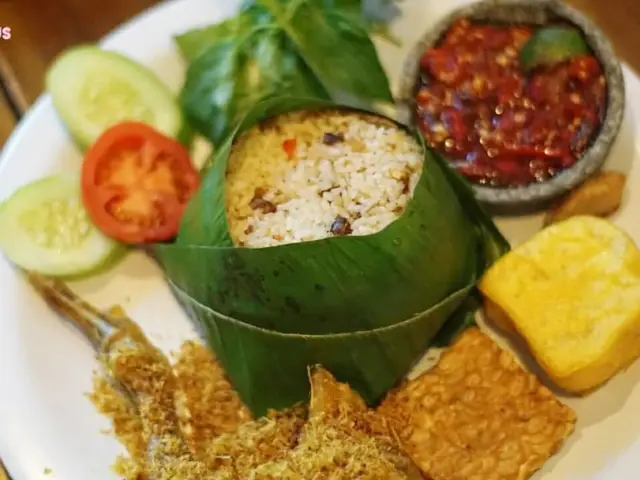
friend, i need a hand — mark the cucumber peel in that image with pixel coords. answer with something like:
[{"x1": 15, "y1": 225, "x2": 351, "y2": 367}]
[
  {"x1": 520, "y1": 27, "x2": 590, "y2": 72},
  {"x1": 0, "y1": 172, "x2": 123, "y2": 277}
]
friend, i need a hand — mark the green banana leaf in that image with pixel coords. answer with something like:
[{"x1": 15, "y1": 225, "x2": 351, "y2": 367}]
[
  {"x1": 154, "y1": 99, "x2": 508, "y2": 334},
  {"x1": 168, "y1": 278, "x2": 473, "y2": 417},
  {"x1": 176, "y1": 0, "x2": 394, "y2": 146}
]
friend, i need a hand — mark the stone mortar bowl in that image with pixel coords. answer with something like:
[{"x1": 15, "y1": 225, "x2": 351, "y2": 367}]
[{"x1": 396, "y1": 0, "x2": 625, "y2": 212}]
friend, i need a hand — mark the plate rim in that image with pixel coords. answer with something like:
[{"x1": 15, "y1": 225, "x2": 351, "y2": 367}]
[
  {"x1": 1, "y1": 1, "x2": 640, "y2": 479},
  {"x1": 0, "y1": 2, "x2": 200, "y2": 478}
]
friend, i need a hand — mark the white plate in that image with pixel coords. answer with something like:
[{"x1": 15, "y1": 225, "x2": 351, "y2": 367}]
[{"x1": 0, "y1": 0, "x2": 639, "y2": 478}]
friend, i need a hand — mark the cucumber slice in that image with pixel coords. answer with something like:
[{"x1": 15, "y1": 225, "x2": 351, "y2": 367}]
[
  {"x1": 0, "y1": 172, "x2": 122, "y2": 277},
  {"x1": 46, "y1": 45, "x2": 185, "y2": 150},
  {"x1": 520, "y1": 27, "x2": 590, "y2": 72}
]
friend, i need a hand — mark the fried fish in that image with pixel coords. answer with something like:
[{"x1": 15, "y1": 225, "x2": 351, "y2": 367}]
[
  {"x1": 249, "y1": 367, "x2": 425, "y2": 479},
  {"x1": 28, "y1": 273, "x2": 421, "y2": 479}
]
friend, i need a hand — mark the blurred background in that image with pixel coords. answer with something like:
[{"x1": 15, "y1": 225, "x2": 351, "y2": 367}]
[
  {"x1": 0, "y1": 0, "x2": 639, "y2": 147},
  {"x1": 0, "y1": 0, "x2": 638, "y2": 475},
  {"x1": 0, "y1": 0, "x2": 160, "y2": 150}
]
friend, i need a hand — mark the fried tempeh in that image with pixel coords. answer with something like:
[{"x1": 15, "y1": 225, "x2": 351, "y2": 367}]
[
  {"x1": 543, "y1": 171, "x2": 626, "y2": 226},
  {"x1": 378, "y1": 327, "x2": 576, "y2": 480}
]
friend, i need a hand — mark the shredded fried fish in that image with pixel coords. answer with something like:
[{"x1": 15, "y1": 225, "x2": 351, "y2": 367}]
[
  {"x1": 202, "y1": 406, "x2": 307, "y2": 477},
  {"x1": 173, "y1": 341, "x2": 252, "y2": 456},
  {"x1": 22, "y1": 272, "x2": 418, "y2": 479},
  {"x1": 91, "y1": 350, "x2": 422, "y2": 479},
  {"x1": 93, "y1": 360, "x2": 422, "y2": 479},
  {"x1": 88, "y1": 376, "x2": 146, "y2": 477},
  {"x1": 250, "y1": 367, "x2": 424, "y2": 479}
]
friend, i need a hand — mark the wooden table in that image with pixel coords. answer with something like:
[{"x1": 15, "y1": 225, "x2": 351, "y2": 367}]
[
  {"x1": 0, "y1": 0, "x2": 639, "y2": 477},
  {"x1": 0, "y1": 94, "x2": 15, "y2": 149},
  {"x1": 1, "y1": 0, "x2": 640, "y2": 131},
  {"x1": 0, "y1": 0, "x2": 161, "y2": 147}
]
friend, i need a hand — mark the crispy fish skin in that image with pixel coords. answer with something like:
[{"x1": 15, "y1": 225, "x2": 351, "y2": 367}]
[
  {"x1": 378, "y1": 327, "x2": 576, "y2": 480},
  {"x1": 306, "y1": 367, "x2": 424, "y2": 479},
  {"x1": 202, "y1": 405, "x2": 307, "y2": 477},
  {"x1": 308, "y1": 366, "x2": 367, "y2": 420},
  {"x1": 250, "y1": 367, "x2": 425, "y2": 480}
]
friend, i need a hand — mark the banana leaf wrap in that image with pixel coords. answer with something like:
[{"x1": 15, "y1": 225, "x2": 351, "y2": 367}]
[
  {"x1": 154, "y1": 98, "x2": 509, "y2": 334},
  {"x1": 168, "y1": 278, "x2": 473, "y2": 417},
  {"x1": 153, "y1": 98, "x2": 508, "y2": 415}
]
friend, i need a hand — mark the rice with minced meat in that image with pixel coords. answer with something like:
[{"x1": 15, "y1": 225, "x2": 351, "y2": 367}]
[{"x1": 225, "y1": 110, "x2": 424, "y2": 248}]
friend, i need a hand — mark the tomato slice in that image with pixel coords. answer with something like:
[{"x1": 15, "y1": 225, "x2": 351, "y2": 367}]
[
  {"x1": 81, "y1": 121, "x2": 200, "y2": 244},
  {"x1": 282, "y1": 138, "x2": 297, "y2": 160}
]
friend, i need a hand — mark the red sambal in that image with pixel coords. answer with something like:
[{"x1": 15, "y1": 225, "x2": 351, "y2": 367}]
[{"x1": 415, "y1": 19, "x2": 607, "y2": 187}]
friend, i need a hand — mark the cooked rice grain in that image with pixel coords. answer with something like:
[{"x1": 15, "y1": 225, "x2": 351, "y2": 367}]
[{"x1": 226, "y1": 110, "x2": 424, "y2": 248}]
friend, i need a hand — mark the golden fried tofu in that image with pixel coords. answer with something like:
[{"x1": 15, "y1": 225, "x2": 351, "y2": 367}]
[
  {"x1": 378, "y1": 327, "x2": 576, "y2": 480},
  {"x1": 479, "y1": 216, "x2": 640, "y2": 394}
]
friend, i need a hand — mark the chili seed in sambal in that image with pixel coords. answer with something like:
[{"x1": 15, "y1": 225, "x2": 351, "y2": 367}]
[{"x1": 414, "y1": 19, "x2": 607, "y2": 187}]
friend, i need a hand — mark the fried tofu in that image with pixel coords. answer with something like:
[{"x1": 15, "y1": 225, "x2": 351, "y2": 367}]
[
  {"x1": 378, "y1": 327, "x2": 576, "y2": 480},
  {"x1": 479, "y1": 215, "x2": 640, "y2": 394},
  {"x1": 543, "y1": 171, "x2": 626, "y2": 226}
]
